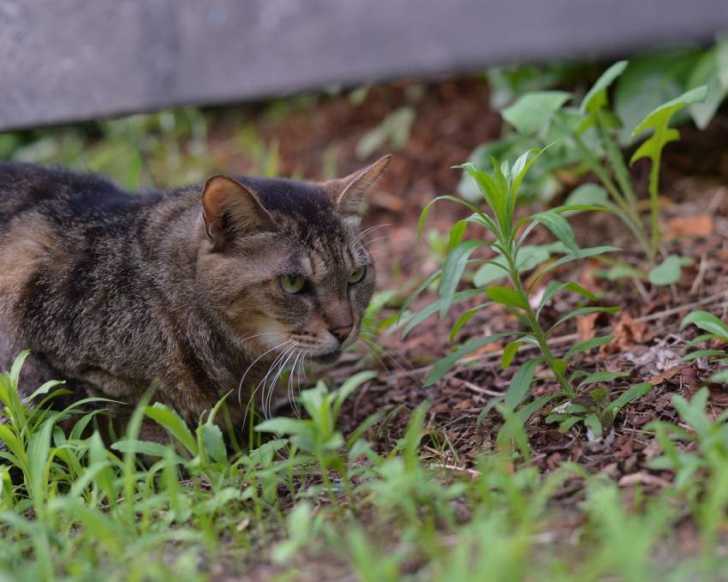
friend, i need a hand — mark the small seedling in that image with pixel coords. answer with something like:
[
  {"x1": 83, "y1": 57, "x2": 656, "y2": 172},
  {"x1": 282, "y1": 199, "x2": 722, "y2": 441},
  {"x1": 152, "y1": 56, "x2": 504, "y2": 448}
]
[
  {"x1": 681, "y1": 310, "x2": 728, "y2": 383},
  {"x1": 545, "y1": 381, "x2": 652, "y2": 439}
]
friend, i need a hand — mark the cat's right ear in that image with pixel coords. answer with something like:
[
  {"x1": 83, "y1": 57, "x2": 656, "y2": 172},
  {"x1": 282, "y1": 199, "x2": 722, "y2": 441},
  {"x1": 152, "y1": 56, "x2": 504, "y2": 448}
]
[{"x1": 201, "y1": 176, "x2": 276, "y2": 249}]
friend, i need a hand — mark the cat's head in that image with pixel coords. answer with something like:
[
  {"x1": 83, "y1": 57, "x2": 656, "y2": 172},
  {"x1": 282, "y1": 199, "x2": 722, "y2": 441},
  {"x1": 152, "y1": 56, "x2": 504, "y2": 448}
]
[{"x1": 196, "y1": 156, "x2": 390, "y2": 364}]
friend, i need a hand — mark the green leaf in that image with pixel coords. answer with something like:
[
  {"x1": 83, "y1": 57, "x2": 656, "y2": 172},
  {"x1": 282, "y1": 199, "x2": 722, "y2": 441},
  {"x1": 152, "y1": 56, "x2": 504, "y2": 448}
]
[
  {"x1": 564, "y1": 335, "x2": 613, "y2": 359},
  {"x1": 516, "y1": 245, "x2": 554, "y2": 272},
  {"x1": 565, "y1": 184, "x2": 609, "y2": 207},
  {"x1": 615, "y1": 51, "x2": 701, "y2": 144},
  {"x1": 681, "y1": 310, "x2": 728, "y2": 341},
  {"x1": 648, "y1": 255, "x2": 692, "y2": 286},
  {"x1": 438, "y1": 240, "x2": 482, "y2": 317},
  {"x1": 687, "y1": 40, "x2": 728, "y2": 129},
  {"x1": 201, "y1": 424, "x2": 227, "y2": 464},
  {"x1": 537, "y1": 281, "x2": 599, "y2": 316},
  {"x1": 577, "y1": 371, "x2": 628, "y2": 387},
  {"x1": 485, "y1": 285, "x2": 529, "y2": 310},
  {"x1": 501, "y1": 340, "x2": 522, "y2": 369},
  {"x1": 474, "y1": 245, "x2": 553, "y2": 288},
  {"x1": 112, "y1": 439, "x2": 184, "y2": 460},
  {"x1": 425, "y1": 333, "x2": 514, "y2": 386},
  {"x1": 334, "y1": 371, "x2": 377, "y2": 418},
  {"x1": 511, "y1": 147, "x2": 547, "y2": 196},
  {"x1": 473, "y1": 259, "x2": 509, "y2": 288},
  {"x1": 608, "y1": 383, "x2": 652, "y2": 415},
  {"x1": 532, "y1": 210, "x2": 578, "y2": 254},
  {"x1": 402, "y1": 289, "x2": 481, "y2": 338},
  {"x1": 449, "y1": 306, "x2": 485, "y2": 342},
  {"x1": 505, "y1": 359, "x2": 541, "y2": 409},
  {"x1": 447, "y1": 219, "x2": 468, "y2": 252},
  {"x1": 580, "y1": 61, "x2": 628, "y2": 114},
  {"x1": 144, "y1": 404, "x2": 198, "y2": 456},
  {"x1": 255, "y1": 417, "x2": 310, "y2": 436},
  {"x1": 710, "y1": 370, "x2": 728, "y2": 384},
  {"x1": 26, "y1": 379, "x2": 65, "y2": 403},
  {"x1": 550, "y1": 306, "x2": 619, "y2": 331},
  {"x1": 502, "y1": 91, "x2": 571, "y2": 135},
  {"x1": 584, "y1": 413, "x2": 603, "y2": 438},
  {"x1": 672, "y1": 388, "x2": 711, "y2": 438},
  {"x1": 630, "y1": 86, "x2": 707, "y2": 164},
  {"x1": 418, "y1": 195, "x2": 484, "y2": 237},
  {"x1": 9, "y1": 350, "x2": 29, "y2": 389}
]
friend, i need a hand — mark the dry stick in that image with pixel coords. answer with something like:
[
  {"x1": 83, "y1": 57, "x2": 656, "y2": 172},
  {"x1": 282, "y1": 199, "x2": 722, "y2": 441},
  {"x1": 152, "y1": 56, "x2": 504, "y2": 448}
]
[{"x1": 391, "y1": 290, "x2": 728, "y2": 381}]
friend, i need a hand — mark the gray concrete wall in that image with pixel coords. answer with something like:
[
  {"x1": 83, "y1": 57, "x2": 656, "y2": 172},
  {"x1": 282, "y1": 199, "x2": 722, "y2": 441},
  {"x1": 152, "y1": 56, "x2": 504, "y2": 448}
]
[{"x1": 1, "y1": 0, "x2": 726, "y2": 130}]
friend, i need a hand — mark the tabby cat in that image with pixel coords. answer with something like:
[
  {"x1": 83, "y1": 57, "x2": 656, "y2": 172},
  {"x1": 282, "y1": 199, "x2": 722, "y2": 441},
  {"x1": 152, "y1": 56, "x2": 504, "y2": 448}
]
[{"x1": 0, "y1": 155, "x2": 389, "y2": 432}]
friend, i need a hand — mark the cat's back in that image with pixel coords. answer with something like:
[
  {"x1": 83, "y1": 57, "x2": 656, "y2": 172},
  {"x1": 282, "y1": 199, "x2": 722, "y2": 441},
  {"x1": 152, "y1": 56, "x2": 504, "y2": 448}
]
[
  {"x1": 0, "y1": 162, "x2": 143, "y2": 228},
  {"x1": 0, "y1": 163, "x2": 155, "y2": 313}
]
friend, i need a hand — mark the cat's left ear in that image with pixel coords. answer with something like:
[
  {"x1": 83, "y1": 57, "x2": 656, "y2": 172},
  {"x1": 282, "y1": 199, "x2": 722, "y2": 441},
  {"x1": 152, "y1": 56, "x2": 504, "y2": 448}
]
[
  {"x1": 201, "y1": 175, "x2": 276, "y2": 250},
  {"x1": 325, "y1": 155, "x2": 391, "y2": 222}
]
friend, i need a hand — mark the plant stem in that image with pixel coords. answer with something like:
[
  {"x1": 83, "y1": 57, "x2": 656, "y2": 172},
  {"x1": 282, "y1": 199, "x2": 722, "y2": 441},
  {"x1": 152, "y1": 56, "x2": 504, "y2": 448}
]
[
  {"x1": 504, "y1": 247, "x2": 576, "y2": 398},
  {"x1": 571, "y1": 132, "x2": 653, "y2": 262},
  {"x1": 648, "y1": 153, "x2": 662, "y2": 260},
  {"x1": 596, "y1": 112, "x2": 639, "y2": 208}
]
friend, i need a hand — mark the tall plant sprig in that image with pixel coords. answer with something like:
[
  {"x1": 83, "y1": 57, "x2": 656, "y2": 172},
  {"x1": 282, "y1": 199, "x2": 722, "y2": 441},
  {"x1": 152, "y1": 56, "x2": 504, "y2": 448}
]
[{"x1": 413, "y1": 149, "x2": 617, "y2": 406}]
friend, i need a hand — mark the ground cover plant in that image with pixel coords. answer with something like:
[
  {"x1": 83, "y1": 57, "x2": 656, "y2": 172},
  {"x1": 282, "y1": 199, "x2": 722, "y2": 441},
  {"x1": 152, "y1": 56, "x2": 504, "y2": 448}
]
[{"x1": 1, "y1": 45, "x2": 728, "y2": 580}]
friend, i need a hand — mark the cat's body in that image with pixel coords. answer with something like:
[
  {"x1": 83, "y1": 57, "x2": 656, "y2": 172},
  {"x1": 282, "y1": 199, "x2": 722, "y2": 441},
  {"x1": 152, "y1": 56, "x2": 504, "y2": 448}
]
[{"x1": 0, "y1": 158, "x2": 388, "y2": 429}]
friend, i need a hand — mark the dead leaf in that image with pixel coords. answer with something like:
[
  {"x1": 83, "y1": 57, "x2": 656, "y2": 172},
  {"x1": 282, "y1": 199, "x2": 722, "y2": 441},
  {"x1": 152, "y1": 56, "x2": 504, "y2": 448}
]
[
  {"x1": 646, "y1": 365, "x2": 687, "y2": 387},
  {"x1": 577, "y1": 312, "x2": 599, "y2": 341},
  {"x1": 665, "y1": 214, "x2": 714, "y2": 240},
  {"x1": 603, "y1": 313, "x2": 648, "y2": 353},
  {"x1": 618, "y1": 472, "x2": 671, "y2": 488}
]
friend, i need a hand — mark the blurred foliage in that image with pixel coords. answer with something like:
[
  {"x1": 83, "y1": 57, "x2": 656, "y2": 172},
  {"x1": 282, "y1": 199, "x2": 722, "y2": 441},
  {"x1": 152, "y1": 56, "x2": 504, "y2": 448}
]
[{"x1": 460, "y1": 36, "x2": 728, "y2": 203}]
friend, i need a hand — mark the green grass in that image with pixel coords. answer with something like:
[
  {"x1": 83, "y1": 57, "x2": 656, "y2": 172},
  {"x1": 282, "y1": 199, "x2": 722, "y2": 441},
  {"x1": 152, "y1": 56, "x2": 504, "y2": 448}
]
[{"x1": 1, "y1": 351, "x2": 728, "y2": 580}]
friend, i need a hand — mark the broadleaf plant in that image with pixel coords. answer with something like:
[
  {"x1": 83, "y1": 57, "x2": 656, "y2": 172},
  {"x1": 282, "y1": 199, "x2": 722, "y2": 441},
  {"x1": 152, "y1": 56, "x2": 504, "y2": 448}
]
[{"x1": 466, "y1": 59, "x2": 709, "y2": 286}]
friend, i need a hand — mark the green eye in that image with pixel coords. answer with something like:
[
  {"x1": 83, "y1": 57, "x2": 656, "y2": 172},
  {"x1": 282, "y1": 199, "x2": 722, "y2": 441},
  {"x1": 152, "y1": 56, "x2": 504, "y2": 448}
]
[
  {"x1": 280, "y1": 274, "x2": 306, "y2": 294},
  {"x1": 348, "y1": 265, "x2": 367, "y2": 284}
]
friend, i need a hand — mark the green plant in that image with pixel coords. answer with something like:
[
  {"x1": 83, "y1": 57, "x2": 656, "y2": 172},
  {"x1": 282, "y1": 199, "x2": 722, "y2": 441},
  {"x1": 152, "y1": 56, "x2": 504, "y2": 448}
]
[
  {"x1": 545, "y1": 380, "x2": 652, "y2": 438},
  {"x1": 681, "y1": 310, "x2": 728, "y2": 383},
  {"x1": 411, "y1": 149, "x2": 619, "y2": 406},
  {"x1": 464, "y1": 53, "x2": 718, "y2": 285},
  {"x1": 500, "y1": 64, "x2": 705, "y2": 279}
]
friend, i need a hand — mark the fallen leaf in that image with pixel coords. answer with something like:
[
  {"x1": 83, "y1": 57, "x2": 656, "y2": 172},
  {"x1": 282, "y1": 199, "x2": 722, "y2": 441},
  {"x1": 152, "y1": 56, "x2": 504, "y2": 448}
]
[
  {"x1": 646, "y1": 365, "x2": 687, "y2": 387},
  {"x1": 577, "y1": 312, "x2": 599, "y2": 341},
  {"x1": 618, "y1": 472, "x2": 671, "y2": 488},
  {"x1": 603, "y1": 313, "x2": 648, "y2": 353},
  {"x1": 665, "y1": 214, "x2": 714, "y2": 239}
]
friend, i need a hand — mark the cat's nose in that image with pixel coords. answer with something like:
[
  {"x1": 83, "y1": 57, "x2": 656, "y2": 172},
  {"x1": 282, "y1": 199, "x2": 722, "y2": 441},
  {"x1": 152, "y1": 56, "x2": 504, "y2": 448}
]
[{"x1": 330, "y1": 324, "x2": 353, "y2": 344}]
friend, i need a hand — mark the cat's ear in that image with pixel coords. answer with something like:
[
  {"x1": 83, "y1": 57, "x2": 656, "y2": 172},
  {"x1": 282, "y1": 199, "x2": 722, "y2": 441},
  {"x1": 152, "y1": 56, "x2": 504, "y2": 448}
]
[
  {"x1": 201, "y1": 176, "x2": 276, "y2": 249},
  {"x1": 325, "y1": 155, "x2": 391, "y2": 221}
]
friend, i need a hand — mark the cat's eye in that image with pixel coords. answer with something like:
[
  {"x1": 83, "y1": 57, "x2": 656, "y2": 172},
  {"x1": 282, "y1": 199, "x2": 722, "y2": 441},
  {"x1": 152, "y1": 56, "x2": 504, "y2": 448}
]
[
  {"x1": 280, "y1": 274, "x2": 306, "y2": 294},
  {"x1": 348, "y1": 266, "x2": 367, "y2": 284}
]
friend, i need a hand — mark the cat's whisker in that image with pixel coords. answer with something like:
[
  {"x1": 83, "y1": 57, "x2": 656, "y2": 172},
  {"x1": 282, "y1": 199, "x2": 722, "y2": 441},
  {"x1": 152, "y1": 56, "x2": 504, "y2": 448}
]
[
  {"x1": 243, "y1": 346, "x2": 288, "y2": 425},
  {"x1": 358, "y1": 235, "x2": 391, "y2": 247},
  {"x1": 287, "y1": 350, "x2": 303, "y2": 417},
  {"x1": 355, "y1": 223, "x2": 391, "y2": 244},
  {"x1": 259, "y1": 346, "x2": 294, "y2": 419},
  {"x1": 238, "y1": 339, "x2": 291, "y2": 412},
  {"x1": 265, "y1": 346, "x2": 297, "y2": 418}
]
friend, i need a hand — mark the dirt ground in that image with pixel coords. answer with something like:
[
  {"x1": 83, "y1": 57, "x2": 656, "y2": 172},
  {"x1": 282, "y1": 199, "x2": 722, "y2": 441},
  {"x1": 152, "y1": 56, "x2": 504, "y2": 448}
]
[{"x1": 227, "y1": 77, "x2": 728, "y2": 483}]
